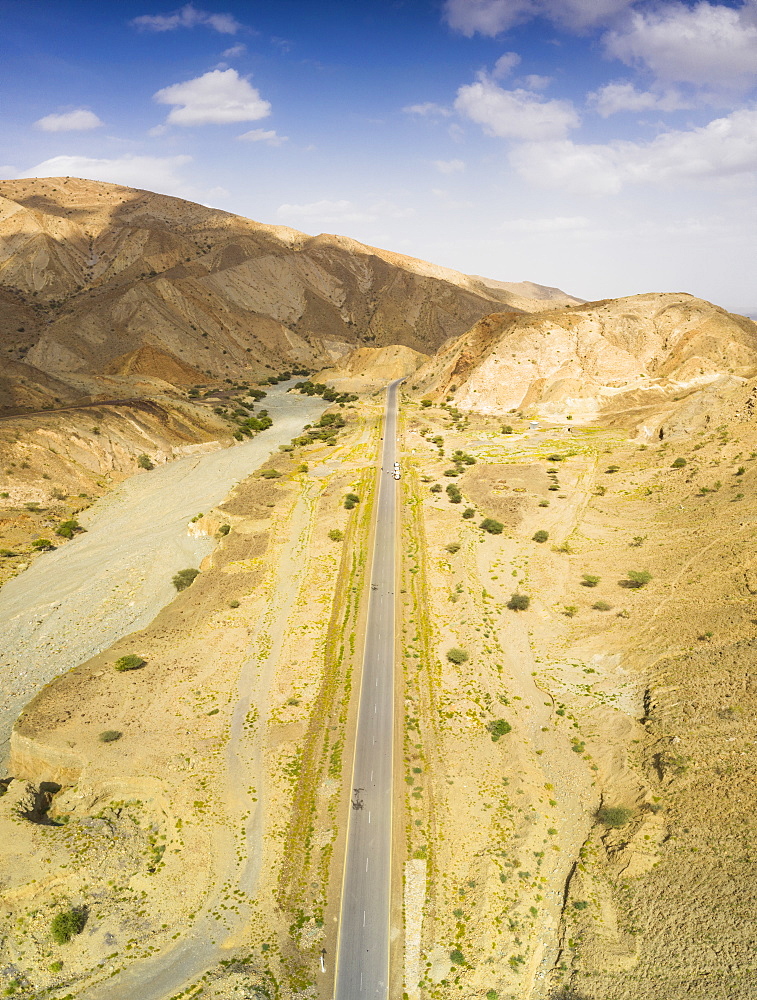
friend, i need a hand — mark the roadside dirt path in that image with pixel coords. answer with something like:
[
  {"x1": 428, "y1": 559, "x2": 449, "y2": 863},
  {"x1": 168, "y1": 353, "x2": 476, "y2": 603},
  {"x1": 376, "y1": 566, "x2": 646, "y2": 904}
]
[{"x1": 0, "y1": 386, "x2": 326, "y2": 767}]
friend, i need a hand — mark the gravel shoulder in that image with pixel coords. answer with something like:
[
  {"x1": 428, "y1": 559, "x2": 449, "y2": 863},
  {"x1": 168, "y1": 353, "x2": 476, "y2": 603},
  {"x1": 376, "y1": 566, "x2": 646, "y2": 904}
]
[{"x1": 0, "y1": 385, "x2": 326, "y2": 767}]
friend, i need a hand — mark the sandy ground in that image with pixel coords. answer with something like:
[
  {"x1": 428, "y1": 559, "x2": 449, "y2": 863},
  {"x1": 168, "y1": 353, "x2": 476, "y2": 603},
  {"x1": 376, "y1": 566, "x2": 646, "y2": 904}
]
[{"x1": 0, "y1": 384, "x2": 327, "y2": 767}]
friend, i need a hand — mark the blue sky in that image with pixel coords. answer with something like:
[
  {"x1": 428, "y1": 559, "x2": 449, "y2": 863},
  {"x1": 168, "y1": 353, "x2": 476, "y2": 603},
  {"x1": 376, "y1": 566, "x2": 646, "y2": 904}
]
[{"x1": 2, "y1": 1, "x2": 757, "y2": 312}]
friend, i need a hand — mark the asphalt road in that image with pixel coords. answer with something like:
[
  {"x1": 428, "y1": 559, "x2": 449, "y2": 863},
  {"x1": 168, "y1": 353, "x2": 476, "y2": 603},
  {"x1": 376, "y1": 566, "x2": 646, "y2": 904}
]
[{"x1": 333, "y1": 379, "x2": 401, "y2": 1000}]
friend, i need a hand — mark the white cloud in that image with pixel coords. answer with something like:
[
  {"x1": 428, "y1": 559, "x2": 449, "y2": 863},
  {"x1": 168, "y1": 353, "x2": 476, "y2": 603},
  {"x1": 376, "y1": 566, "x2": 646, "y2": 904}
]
[
  {"x1": 443, "y1": 0, "x2": 636, "y2": 37},
  {"x1": 434, "y1": 158, "x2": 466, "y2": 174},
  {"x1": 521, "y1": 74, "x2": 552, "y2": 91},
  {"x1": 154, "y1": 69, "x2": 270, "y2": 126},
  {"x1": 276, "y1": 199, "x2": 413, "y2": 227},
  {"x1": 237, "y1": 128, "x2": 288, "y2": 146},
  {"x1": 34, "y1": 109, "x2": 104, "y2": 132},
  {"x1": 221, "y1": 43, "x2": 246, "y2": 58},
  {"x1": 402, "y1": 102, "x2": 452, "y2": 117},
  {"x1": 492, "y1": 52, "x2": 521, "y2": 78},
  {"x1": 589, "y1": 81, "x2": 690, "y2": 116},
  {"x1": 18, "y1": 154, "x2": 194, "y2": 194},
  {"x1": 604, "y1": 3, "x2": 757, "y2": 88},
  {"x1": 510, "y1": 107, "x2": 757, "y2": 193},
  {"x1": 500, "y1": 215, "x2": 591, "y2": 232},
  {"x1": 455, "y1": 74, "x2": 579, "y2": 140},
  {"x1": 132, "y1": 3, "x2": 241, "y2": 33}
]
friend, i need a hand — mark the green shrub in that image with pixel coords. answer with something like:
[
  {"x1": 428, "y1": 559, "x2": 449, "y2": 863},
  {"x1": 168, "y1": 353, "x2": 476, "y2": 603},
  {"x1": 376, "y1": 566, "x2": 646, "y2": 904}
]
[
  {"x1": 55, "y1": 519, "x2": 82, "y2": 539},
  {"x1": 449, "y1": 949, "x2": 465, "y2": 966},
  {"x1": 532, "y1": 530, "x2": 549, "y2": 543},
  {"x1": 507, "y1": 593, "x2": 530, "y2": 611},
  {"x1": 597, "y1": 805, "x2": 633, "y2": 828},
  {"x1": 581, "y1": 574, "x2": 600, "y2": 587},
  {"x1": 137, "y1": 454, "x2": 153, "y2": 470},
  {"x1": 446, "y1": 648, "x2": 469, "y2": 664},
  {"x1": 0, "y1": 549, "x2": 16, "y2": 557},
  {"x1": 502, "y1": 425, "x2": 513, "y2": 434},
  {"x1": 328, "y1": 529, "x2": 344, "y2": 541},
  {"x1": 446, "y1": 484, "x2": 462, "y2": 503},
  {"x1": 563, "y1": 605, "x2": 578, "y2": 617},
  {"x1": 480, "y1": 518, "x2": 504, "y2": 534},
  {"x1": 229, "y1": 599, "x2": 240, "y2": 608},
  {"x1": 345, "y1": 493, "x2": 360, "y2": 504},
  {"x1": 487, "y1": 718, "x2": 512, "y2": 740},
  {"x1": 49, "y1": 961, "x2": 63, "y2": 973},
  {"x1": 547, "y1": 454, "x2": 564, "y2": 462},
  {"x1": 31, "y1": 538, "x2": 53, "y2": 550},
  {"x1": 218, "y1": 524, "x2": 230, "y2": 536},
  {"x1": 539, "y1": 499, "x2": 550, "y2": 507},
  {"x1": 51, "y1": 908, "x2": 86, "y2": 944},
  {"x1": 462, "y1": 507, "x2": 475, "y2": 518},
  {"x1": 671, "y1": 457, "x2": 687, "y2": 468},
  {"x1": 260, "y1": 469, "x2": 281, "y2": 479},
  {"x1": 592, "y1": 600, "x2": 612, "y2": 611},
  {"x1": 98, "y1": 730, "x2": 122, "y2": 743},
  {"x1": 429, "y1": 483, "x2": 442, "y2": 493},
  {"x1": 172, "y1": 568, "x2": 200, "y2": 591},
  {"x1": 443, "y1": 468, "x2": 460, "y2": 477},
  {"x1": 625, "y1": 569, "x2": 652, "y2": 588},
  {"x1": 605, "y1": 465, "x2": 620, "y2": 473},
  {"x1": 420, "y1": 399, "x2": 432, "y2": 407},
  {"x1": 114, "y1": 654, "x2": 145, "y2": 672},
  {"x1": 446, "y1": 542, "x2": 460, "y2": 553}
]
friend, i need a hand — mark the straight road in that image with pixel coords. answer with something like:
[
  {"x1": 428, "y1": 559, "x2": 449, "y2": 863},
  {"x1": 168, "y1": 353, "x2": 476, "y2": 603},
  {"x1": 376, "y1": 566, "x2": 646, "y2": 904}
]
[{"x1": 333, "y1": 379, "x2": 401, "y2": 1000}]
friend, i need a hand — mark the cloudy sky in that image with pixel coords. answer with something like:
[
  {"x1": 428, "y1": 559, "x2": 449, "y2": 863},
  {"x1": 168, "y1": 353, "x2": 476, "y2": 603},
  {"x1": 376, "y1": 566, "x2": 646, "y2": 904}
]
[{"x1": 2, "y1": 0, "x2": 757, "y2": 312}]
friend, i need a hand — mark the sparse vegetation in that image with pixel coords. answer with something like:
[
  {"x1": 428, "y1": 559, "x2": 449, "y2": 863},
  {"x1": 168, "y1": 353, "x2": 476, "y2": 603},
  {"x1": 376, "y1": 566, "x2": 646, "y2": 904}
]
[
  {"x1": 446, "y1": 484, "x2": 462, "y2": 503},
  {"x1": 487, "y1": 718, "x2": 512, "y2": 740},
  {"x1": 218, "y1": 524, "x2": 230, "y2": 536},
  {"x1": 446, "y1": 542, "x2": 460, "y2": 553},
  {"x1": 671, "y1": 457, "x2": 687, "y2": 468},
  {"x1": 592, "y1": 600, "x2": 612, "y2": 611},
  {"x1": 532, "y1": 530, "x2": 549, "y2": 543},
  {"x1": 462, "y1": 507, "x2": 475, "y2": 518},
  {"x1": 114, "y1": 654, "x2": 145, "y2": 672},
  {"x1": 55, "y1": 519, "x2": 82, "y2": 539},
  {"x1": 137, "y1": 454, "x2": 154, "y2": 470},
  {"x1": 581, "y1": 574, "x2": 601, "y2": 587},
  {"x1": 172, "y1": 567, "x2": 200, "y2": 591},
  {"x1": 328, "y1": 528, "x2": 344, "y2": 541},
  {"x1": 480, "y1": 517, "x2": 504, "y2": 534},
  {"x1": 260, "y1": 469, "x2": 281, "y2": 479},
  {"x1": 229, "y1": 599, "x2": 240, "y2": 608},
  {"x1": 344, "y1": 492, "x2": 360, "y2": 510},
  {"x1": 625, "y1": 569, "x2": 652, "y2": 588}
]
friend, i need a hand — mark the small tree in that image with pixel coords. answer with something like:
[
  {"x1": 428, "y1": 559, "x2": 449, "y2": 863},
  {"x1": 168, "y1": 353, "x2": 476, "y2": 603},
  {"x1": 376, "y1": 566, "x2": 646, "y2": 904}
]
[
  {"x1": 137, "y1": 454, "x2": 153, "y2": 470},
  {"x1": 114, "y1": 654, "x2": 145, "y2": 672},
  {"x1": 507, "y1": 593, "x2": 530, "y2": 611},
  {"x1": 487, "y1": 718, "x2": 512, "y2": 741},
  {"x1": 480, "y1": 518, "x2": 504, "y2": 534},
  {"x1": 446, "y1": 648, "x2": 469, "y2": 664},
  {"x1": 626, "y1": 569, "x2": 651, "y2": 588},
  {"x1": 429, "y1": 483, "x2": 442, "y2": 493},
  {"x1": 31, "y1": 538, "x2": 53, "y2": 550},
  {"x1": 51, "y1": 908, "x2": 86, "y2": 944},
  {"x1": 328, "y1": 529, "x2": 344, "y2": 541},
  {"x1": 56, "y1": 519, "x2": 82, "y2": 539},
  {"x1": 173, "y1": 567, "x2": 199, "y2": 591},
  {"x1": 532, "y1": 530, "x2": 549, "y2": 543},
  {"x1": 581, "y1": 574, "x2": 600, "y2": 587}
]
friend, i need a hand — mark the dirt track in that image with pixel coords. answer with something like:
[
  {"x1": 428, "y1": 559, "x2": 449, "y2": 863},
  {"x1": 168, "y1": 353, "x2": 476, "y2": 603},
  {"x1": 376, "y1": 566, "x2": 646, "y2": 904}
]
[{"x1": 0, "y1": 385, "x2": 326, "y2": 767}]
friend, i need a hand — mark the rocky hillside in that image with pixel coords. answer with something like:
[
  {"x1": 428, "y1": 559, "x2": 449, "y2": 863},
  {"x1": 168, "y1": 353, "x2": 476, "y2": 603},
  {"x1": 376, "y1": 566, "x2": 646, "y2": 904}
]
[
  {"x1": 409, "y1": 292, "x2": 757, "y2": 436},
  {"x1": 0, "y1": 176, "x2": 575, "y2": 414}
]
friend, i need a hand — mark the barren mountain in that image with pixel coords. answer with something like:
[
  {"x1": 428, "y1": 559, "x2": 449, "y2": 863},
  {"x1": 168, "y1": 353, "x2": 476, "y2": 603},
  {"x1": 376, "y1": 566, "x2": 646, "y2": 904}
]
[
  {"x1": 0, "y1": 176, "x2": 573, "y2": 415},
  {"x1": 409, "y1": 291, "x2": 757, "y2": 436}
]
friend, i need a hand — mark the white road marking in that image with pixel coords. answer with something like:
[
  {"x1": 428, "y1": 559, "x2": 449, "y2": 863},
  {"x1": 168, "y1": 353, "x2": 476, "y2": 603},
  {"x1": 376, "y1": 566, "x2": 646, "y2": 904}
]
[
  {"x1": 368, "y1": 811, "x2": 371, "y2": 824},
  {"x1": 363, "y1": 910, "x2": 366, "y2": 926},
  {"x1": 366, "y1": 857, "x2": 369, "y2": 872}
]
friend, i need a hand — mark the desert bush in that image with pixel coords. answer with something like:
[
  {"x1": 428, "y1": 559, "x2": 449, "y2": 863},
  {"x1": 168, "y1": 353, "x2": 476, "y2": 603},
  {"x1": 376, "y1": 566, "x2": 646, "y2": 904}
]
[
  {"x1": 56, "y1": 520, "x2": 82, "y2": 539},
  {"x1": 137, "y1": 454, "x2": 153, "y2": 470},
  {"x1": 480, "y1": 518, "x2": 504, "y2": 534},
  {"x1": 229, "y1": 599, "x2": 240, "y2": 608},
  {"x1": 507, "y1": 593, "x2": 530, "y2": 611},
  {"x1": 547, "y1": 454, "x2": 564, "y2": 462},
  {"x1": 462, "y1": 507, "x2": 475, "y2": 518},
  {"x1": 563, "y1": 605, "x2": 578, "y2": 617},
  {"x1": 260, "y1": 469, "x2": 281, "y2": 479},
  {"x1": 532, "y1": 530, "x2": 549, "y2": 543},
  {"x1": 446, "y1": 484, "x2": 462, "y2": 503},
  {"x1": 671, "y1": 457, "x2": 687, "y2": 468},
  {"x1": 487, "y1": 718, "x2": 512, "y2": 740},
  {"x1": 446, "y1": 542, "x2": 460, "y2": 553},
  {"x1": 443, "y1": 468, "x2": 460, "y2": 477},
  {"x1": 218, "y1": 524, "x2": 230, "y2": 536},
  {"x1": 173, "y1": 567, "x2": 199, "y2": 591},
  {"x1": 449, "y1": 949, "x2": 465, "y2": 966},
  {"x1": 31, "y1": 538, "x2": 53, "y2": 550},
  {"x1": 328, "y1": 529, "x2": 344, "y2": 541},
  {"x1": 51, "y1": 908, "x2": 86, "y2": 944},
  {"x1": 594, "y1": 485, "x2": 607, "y2": 496},
  {"x1": 429, "y1": 483, "x2": 442, "y2": 493},
  {"x1": 629, "y1": 534, "x2": 646, "y2": 547},
  {"x1": 548, "y1": 484, "x2": 560, "y2": 491},
  {"x1": 597, "y1": 805, "x2": 633, "y2": 828},
  {"x1": 605, "y1": 465, "x2": 620, "y2": 473},
  {"x1": 420, "y1": 399, "x2": 432, "y2": 408},
  {"x1": 625, "y1": 569, "x2": 652, "y2": 588},
  {"x1": 539, "y1": 499, "x2": 550, "y2": 507},
  {"x1": 114, "y1": 654, "x2": 145, "y2": 672},
  {"x1": 581, "y1": 574, "x2": 600, "y2": 587},
  {"x1": 592, "y1": 600, "x2": 612, "y2": 611},
  {"x1": 446, "y1": 648, "x2": 469, "y2": 664},
  {"x1": 98, "y1": 730, "x2": 122, "y2": 743},
  {"x1": 0, "y1": 549, "x2": 16, "y2": 557}
]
